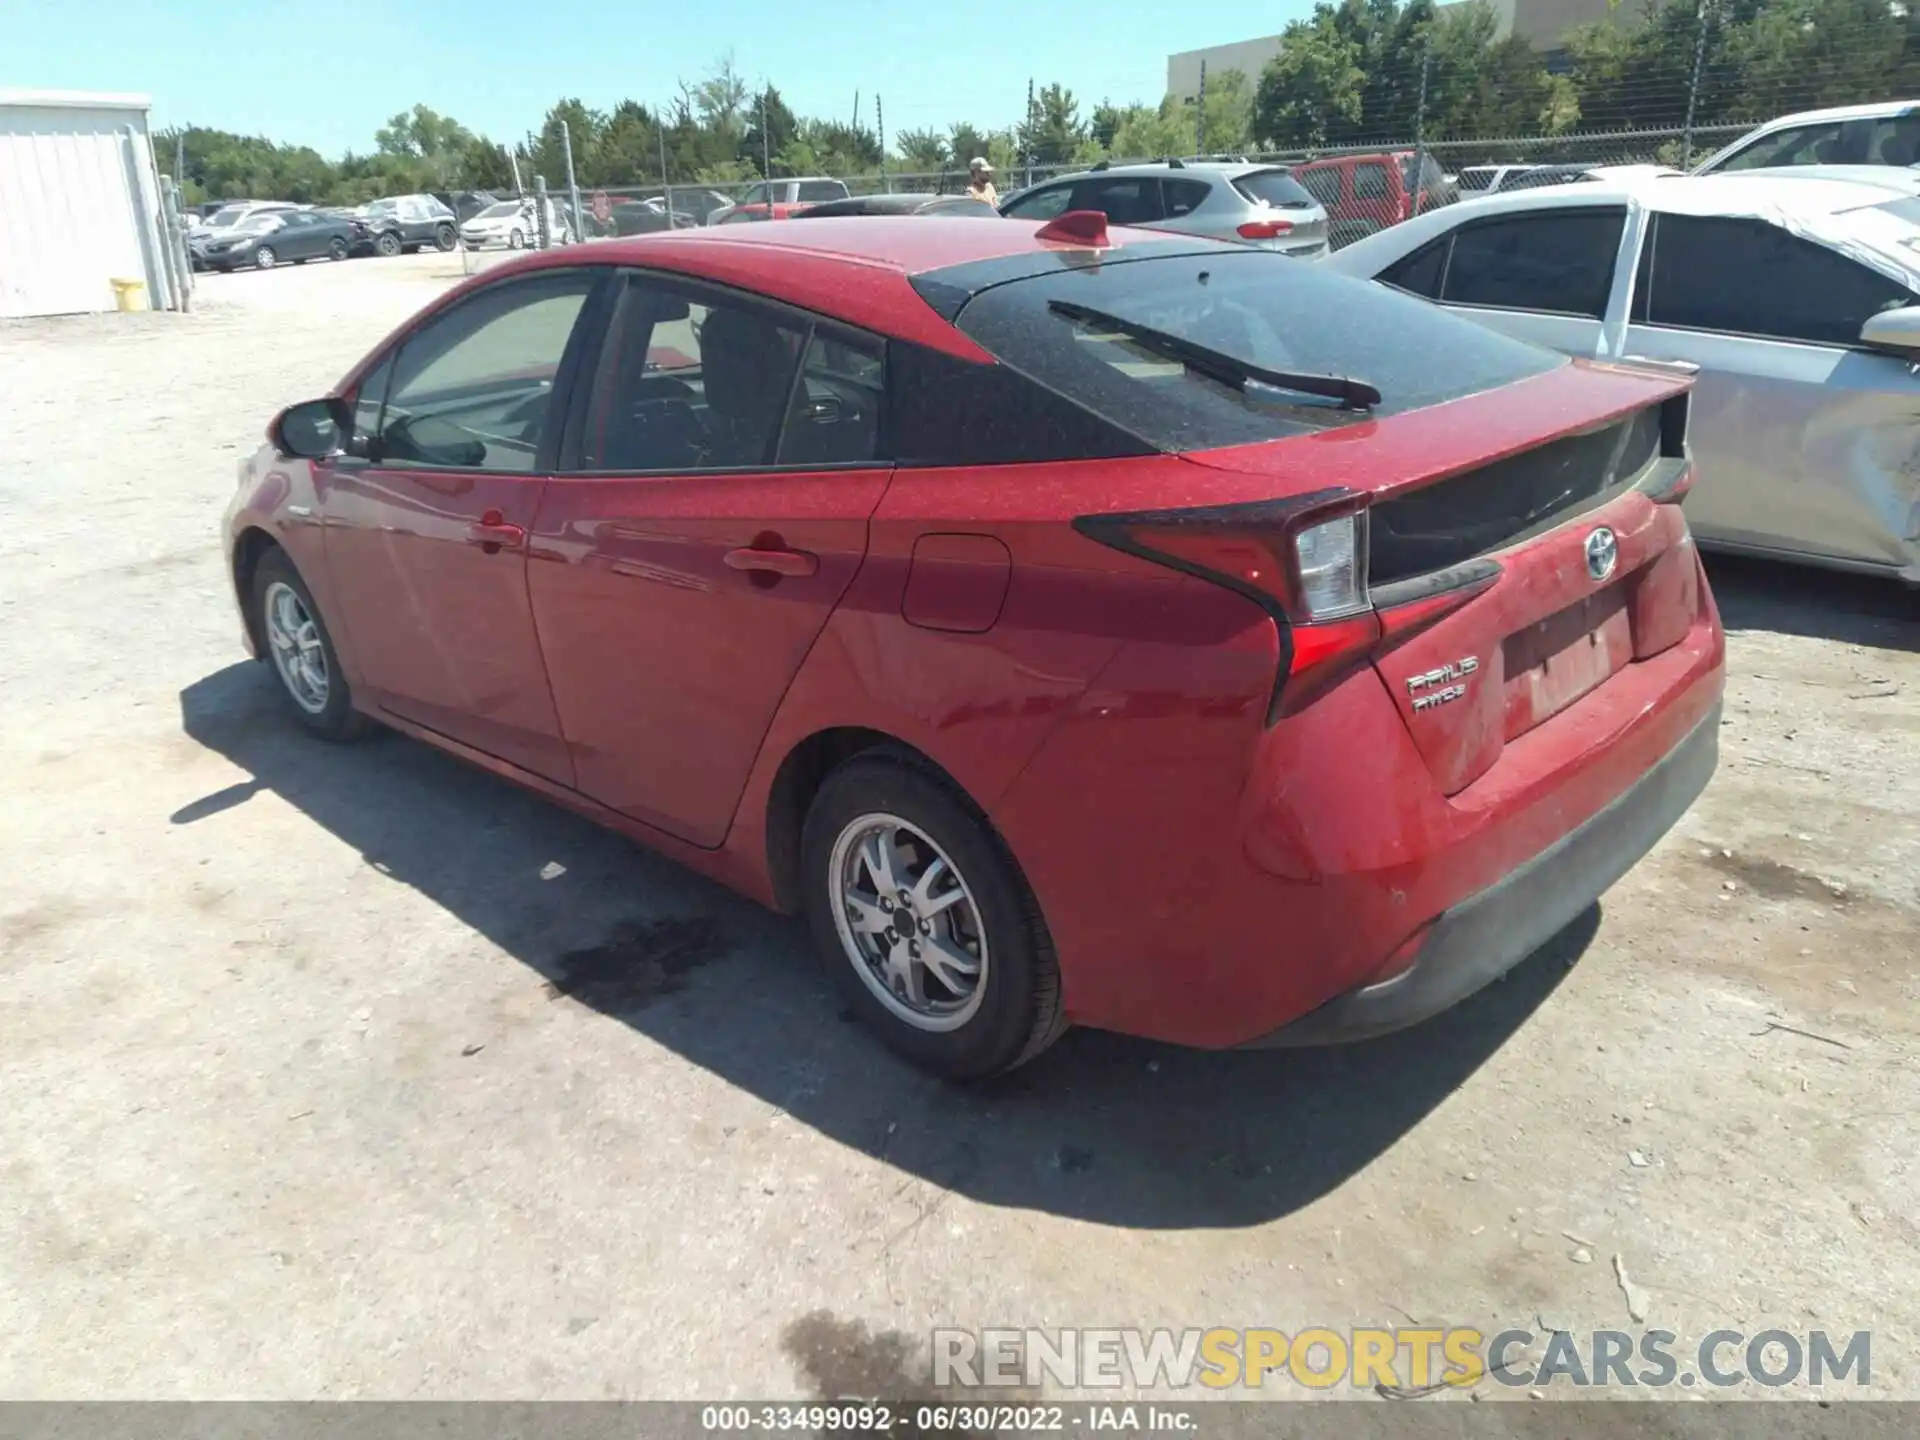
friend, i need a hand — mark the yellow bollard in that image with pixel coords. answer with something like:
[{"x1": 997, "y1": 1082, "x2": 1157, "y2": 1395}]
[{"x1": 109, "y1": 278, "x2": 146, "y2": 312}]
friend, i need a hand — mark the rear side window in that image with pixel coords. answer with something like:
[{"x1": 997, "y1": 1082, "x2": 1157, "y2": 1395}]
[
  {"x1": 1379, "y1": 239, "x2": 1446, "y2": 298},
  {"x1": 1232, "y1": 169, "x2": 1317, "y2": 209},
  {"x1": 1354, "y1": 164, "x2": 1390, "y2": 199},
  {"x1": 1639, "y1": 214, "x2": 1917, "y2": 346},
  {"x1": 1070, "y1": 178, "x2": 1164, "y2": 225},
  {"x1": 797, "y1": 180, "x2": 844, "y2": 202},
  {"x1": 1715, "y1": 122, "x2": 1844, "y2": 172},
  {"x1": 1440, "y1": 209, "x2": 1624, "y2": 318},
  {"x1": 940, "y1": 249, "x2": 1561, "y2": 452},
  {"x1": 1294, "y1": 167, "x2": 1342, "y2": 206},
  {"x1": 1458, "y1": 168, "x2": 1497, "y2": 193},
  {"x1": 1163, "y1": 178, "x2": 1212, "y2": 217}
]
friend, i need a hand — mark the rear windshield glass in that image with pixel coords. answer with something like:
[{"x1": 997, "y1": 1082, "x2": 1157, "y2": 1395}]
[
  {"x1": 944, "y1": 250, "x2": 1562, "y2": 451},
  {"x1": 1233, "y1": 169, "x2": 1318, "y2": 209}
]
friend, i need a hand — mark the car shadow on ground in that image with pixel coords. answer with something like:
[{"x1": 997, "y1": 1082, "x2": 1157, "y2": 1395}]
[
  {"x1": 1705, "y1": 551, "x2": 1919, "y2": 652},
  {"x1": 179, "y1": 661, "x2": 1593, "y2": 1231}
]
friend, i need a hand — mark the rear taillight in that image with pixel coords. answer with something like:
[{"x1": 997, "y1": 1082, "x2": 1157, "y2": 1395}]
[
  {"x1": 1076, "y1": 492, "x2": 1382, "y2": 722},
  {"x1": 1237, "y1": 218, "x2": 1295, "y2": 240}
]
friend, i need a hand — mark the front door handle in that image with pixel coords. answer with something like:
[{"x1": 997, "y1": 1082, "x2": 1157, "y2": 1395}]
[
  {"x1": 723, "y1": 546, "x2": 817, "y2": 578},
  {"x1": 469, "y1": 508, "x2": 527, "y2": 554}
]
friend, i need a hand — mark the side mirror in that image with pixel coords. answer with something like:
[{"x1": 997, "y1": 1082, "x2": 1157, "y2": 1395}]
[
  {"x1": 1860, "y1": 304, "x2": 1920, "y2": 354},
  {"x1": 271, "y1": 397, "x2": 349, "y2": 459}
]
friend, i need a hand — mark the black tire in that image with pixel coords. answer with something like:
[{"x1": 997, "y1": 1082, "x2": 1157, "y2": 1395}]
[
  {"x1": 433, "y1": 223, "x2": 457, "y2": 252},
  {"x1": 375, "y1": 231, "x2": 401, "y2": 258},
  {"x1": 293, "y1": 257, "x2": 307, "y2": 266},
  {"x1": 402, "y1": 243, "x2": 419, "y2": 255},
  {"x1": 251, "y1": 548, "x2": 368, "y2": 741},
  {"x1": 801, "y1": 755, "x2": 1064, "y2": 1080},
  {"x1": 328, "y1": 237, "x2": 348, "y2": 261}
]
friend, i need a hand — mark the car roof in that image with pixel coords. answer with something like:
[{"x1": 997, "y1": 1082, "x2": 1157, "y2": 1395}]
[
  {"x1": 1726, "y1": 99, "x2": 1920, "y2": 131},
  {"x1": 476, "y1": 216, "x2": 1237, "y2": 359},
  {"x1": 1377, "y1": 169, "x2": 1911, "y2": 220},
  {"x1": 1023, "y1": 159, "x2": 1283, "y2": 185}
]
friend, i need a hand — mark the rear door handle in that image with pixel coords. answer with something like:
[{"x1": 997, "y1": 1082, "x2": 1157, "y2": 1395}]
[
  {"x1": 468, "y1": 508, "x2": 527, "y2": 554},
  {"x1": 723, "y1": 546, "x2": 817, "y2": 578}
]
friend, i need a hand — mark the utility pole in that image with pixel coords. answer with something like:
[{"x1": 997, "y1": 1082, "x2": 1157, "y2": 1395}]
[
  {"x1": 1197, "y1": 60, "x2": 1207, "y2": 155},
  {"x1": 174, "y1": 132, "x2": 185, "y2": 194},
  {"x1": 1025, "y1": 76, "x2": 1035, "y2": 189},
  {"x1": 560, "y1": 122, "x2": 583, "y2": 244},
  {"x1": 1411, "y1": 32, "x2": 1433, "y2": 215},
  {"x1": 657, "y1": 112, "x2": 671, "y2": 211},
  {"x1": 853, "y1": 90, "x2": 860, "y2": 133},
  {"x1": 876, "y1": 94, "x2": 887, "y2": 192},
  {"x1": 762, "y1": 90, "x2": 772, "y2": 179},
  {"x1": 1681, "y1": 0, "x2": 1712, "y2": 168}
]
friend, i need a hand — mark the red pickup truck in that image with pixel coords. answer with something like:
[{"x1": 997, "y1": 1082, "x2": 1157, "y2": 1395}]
[
  {"x1": 1291, "y1": 151, "x2": 1459, "y2": 249},
  {"x1": 711, "y1": 177, "x2": 852, "y2": 224}
]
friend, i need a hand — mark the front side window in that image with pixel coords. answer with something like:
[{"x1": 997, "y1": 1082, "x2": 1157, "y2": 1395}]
[
  {"x1": 1001, "y1": 184, "x2": 1073, "y2": 220},
  {"x1": 1640, "y1": 213, "x2": 1917, "y2": 346},
  {"x1": 777, "y1": 331, "x2": 885, "y2": 466},
  {"x1": 1353, "y1": 163, "x2": 1389, "y2": 200},
  {"x1": 797, "y1": 180, "x2": 844, "y2": 202},
  {"x1": 1440, "y1": 208, "x2": 1624, "y2": 318},
  {"x1": 375, "y1": 270, "x2": 596, "y2": 472},
  {"x1": 577, "y1": 279, "x2": 807, "y2": 472}
]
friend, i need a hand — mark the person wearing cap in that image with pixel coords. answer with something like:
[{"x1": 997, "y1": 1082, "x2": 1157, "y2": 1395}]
[{"x1": 966, "y1": 158, "x2": 998, "y2": 206}]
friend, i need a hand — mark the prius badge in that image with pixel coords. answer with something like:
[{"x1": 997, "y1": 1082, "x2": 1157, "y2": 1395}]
[
  {"x1": 1585, "y1": 526, "x2": 1619, "y2": 582},
  {"x1": 1408, "y1": 657, "x2": 1479, "y2": 712}
]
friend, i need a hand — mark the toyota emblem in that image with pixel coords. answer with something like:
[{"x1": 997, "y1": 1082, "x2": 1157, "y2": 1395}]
[{"x1": 1584, "y1": 526, "x2": 1619, "y2": 582}]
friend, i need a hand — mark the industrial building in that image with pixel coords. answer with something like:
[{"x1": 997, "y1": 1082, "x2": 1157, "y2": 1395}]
[
  {"x1": 1167, "y1": 0, "x2": 1624, "y2": 103},
  {"x1": 0, "y1": 90, "x2": 179, "y2": 318}
]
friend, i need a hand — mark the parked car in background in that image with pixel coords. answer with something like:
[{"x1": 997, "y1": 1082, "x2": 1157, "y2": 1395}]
[
  {"x1": 793, "y1": 192, "x2": 998, "y2": 218},
  {"x1": 608, "y1": 196, "x2": 701, "y2": 235},
  {"x1": 434, "y1": 190, "x2": 500, "y2": 223},
  {"x1": 227, "y1": 214, "x2": 1722, "y2": 1078},
  {"x1": 198, "y1": 210, "x2": 357, "y2": 270},
  {"x1": 352, "y1": 195, "x2": 460, "y2": 257},
  {"x1": 1291, "y1": 151, "x2": 1459, "y2": 248},
  {"x1": 708, "y1": 177, "x2": 850, "y2": 223},
  {"x1": 998, "y1": 160, "x2": 1329, "y2": 256},
  {"x1": 1692, "y1": 100, "x2": 1920, "y2": 174},
  {"x1": 459, "y1": 200, "x2": 536, "y2": 250},
  {"x1": 1495, "y1": 163, "x2": 1680, "y2": 192},
  {"x1": 1457, "y1": 163, "x2": 1544, "y2": 194},
  {"x1": 187, "y1": 201, "x2": 306, "y2": 267},
  {"x1": 1324, "y1": 171, "x2": 1920, "y2": 582}
]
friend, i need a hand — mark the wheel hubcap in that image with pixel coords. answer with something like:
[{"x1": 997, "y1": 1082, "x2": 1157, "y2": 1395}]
[
  {"x1": 263, "y1": 581, "x2": 328, "y2": 714},
  {"x1": 829, "y1": 814, "x2": 986, "y2": 1032}
]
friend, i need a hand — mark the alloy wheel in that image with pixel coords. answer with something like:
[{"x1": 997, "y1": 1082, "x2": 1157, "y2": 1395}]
[
  {"x1": 828, "y1": 813, "x2": 987, "y2": 1032},
  {"x1": 263, "y1": 580, "x2": 328, "y2": 714},
  {"x1": 254, "y1": 246, "x2": 276, "y2": 269}
]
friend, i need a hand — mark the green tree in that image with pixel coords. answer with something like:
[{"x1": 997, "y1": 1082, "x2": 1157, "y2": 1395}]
[
  {"x1": 1254, "y1": 15, "x2": 1366, "y2": 146},
  {"x1": 1020, "y1": 82, "x2": 1087, "y2": 165},
  {"x1": 947, "y1": 122, "x2": 992, "y2": 167},
  {"x1": 1108, "y1": 99, "x2": 1196, "y2": 161},
  {"x1": 1195, "y1": 68, "x2": 1253, "y2": 152},
  {"x1": 743, "y1": 85, "x2": 800, "y2": 175},
  {"x1": 894, "y1": 126, "x2": 949, "y2": 172}
]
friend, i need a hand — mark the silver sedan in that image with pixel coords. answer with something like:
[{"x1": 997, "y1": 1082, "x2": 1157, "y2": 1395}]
[{"x1": 1322, "y1": 170, "x2": 1920, "y2": 583}]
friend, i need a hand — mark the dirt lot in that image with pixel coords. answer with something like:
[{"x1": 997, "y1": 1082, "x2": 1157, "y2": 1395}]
[{"x1": 1, "y1": 252, "x2": 1917, "y2": 1402}]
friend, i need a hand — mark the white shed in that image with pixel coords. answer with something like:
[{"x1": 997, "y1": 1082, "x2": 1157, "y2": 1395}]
[{"x1": 0, "y1": 90, "x2": 178, "y2": 318}]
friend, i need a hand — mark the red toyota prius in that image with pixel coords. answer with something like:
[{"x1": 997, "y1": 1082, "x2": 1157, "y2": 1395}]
[{"x1": 224, "y1": 212, "x2": 1725, "y2": 1079}]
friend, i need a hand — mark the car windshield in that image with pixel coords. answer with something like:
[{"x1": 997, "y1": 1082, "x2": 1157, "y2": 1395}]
[
  {"x1": 237, "y1": 214, "x2": 281, "y2": 233},
  {"x1": 478, "y1": 202, "x2": 521, "y2": 219},
  {"x1": 1232, "y1": 169, "x2": 1318, "y2": 209},
  {"x1": 737, "y1": 183, "x2": 770, "y2": 205},
  {"x1": 941, "y1": 249, "x2": 1562, "y2": 450},
  {"x1": 207, "y1": 205, "x2": 248, "y2": 228}
]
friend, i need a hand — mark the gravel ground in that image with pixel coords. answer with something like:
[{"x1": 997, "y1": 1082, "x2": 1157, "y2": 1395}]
[{"x1": 1, "y1": 253, "x2": 1917, "y2": 1402}]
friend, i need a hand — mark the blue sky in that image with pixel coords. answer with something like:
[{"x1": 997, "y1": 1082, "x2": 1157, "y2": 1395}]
[{"x1": 9, "y1": 0, "x2": 1309, "y2": 157}]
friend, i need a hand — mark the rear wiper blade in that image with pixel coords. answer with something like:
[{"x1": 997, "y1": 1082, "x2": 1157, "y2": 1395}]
[{"x1": 1047, "y1": 298, "x2": 1381, "y2": 410}]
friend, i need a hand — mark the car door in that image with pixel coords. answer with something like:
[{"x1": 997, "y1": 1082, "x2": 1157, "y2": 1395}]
[
  {"x1": 319, "y1": 267, "x2": 606, "y2": 781},
  {"x1": 1378, "y1": 206, "x2": 1627, "y2": 360},
  {"x1": 1622, "y1": 211, "x2": 1920, "y2": 567},
  {"x1": 527, "y1": 270, "x2": 891, "y2": 847},
  {"x1": 279, "y1": 213, "x2": 325, "y2": 261}
]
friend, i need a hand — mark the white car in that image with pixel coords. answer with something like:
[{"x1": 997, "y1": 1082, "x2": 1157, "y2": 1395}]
[
  {"x1": 1323, "y1": 172, "x2": 1920, "y2": 582},
  {"x1": 1692, "y1": 100, "x2": 1920, "y2": 174},
  {"x1": 459, "y1": 200, "x2": 543, "y2": 250}
]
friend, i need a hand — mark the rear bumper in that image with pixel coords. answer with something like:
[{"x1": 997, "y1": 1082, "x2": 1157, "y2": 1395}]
[{"x1": 1243, "y1": 700, "x2": 1720, "y2": 1047}]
